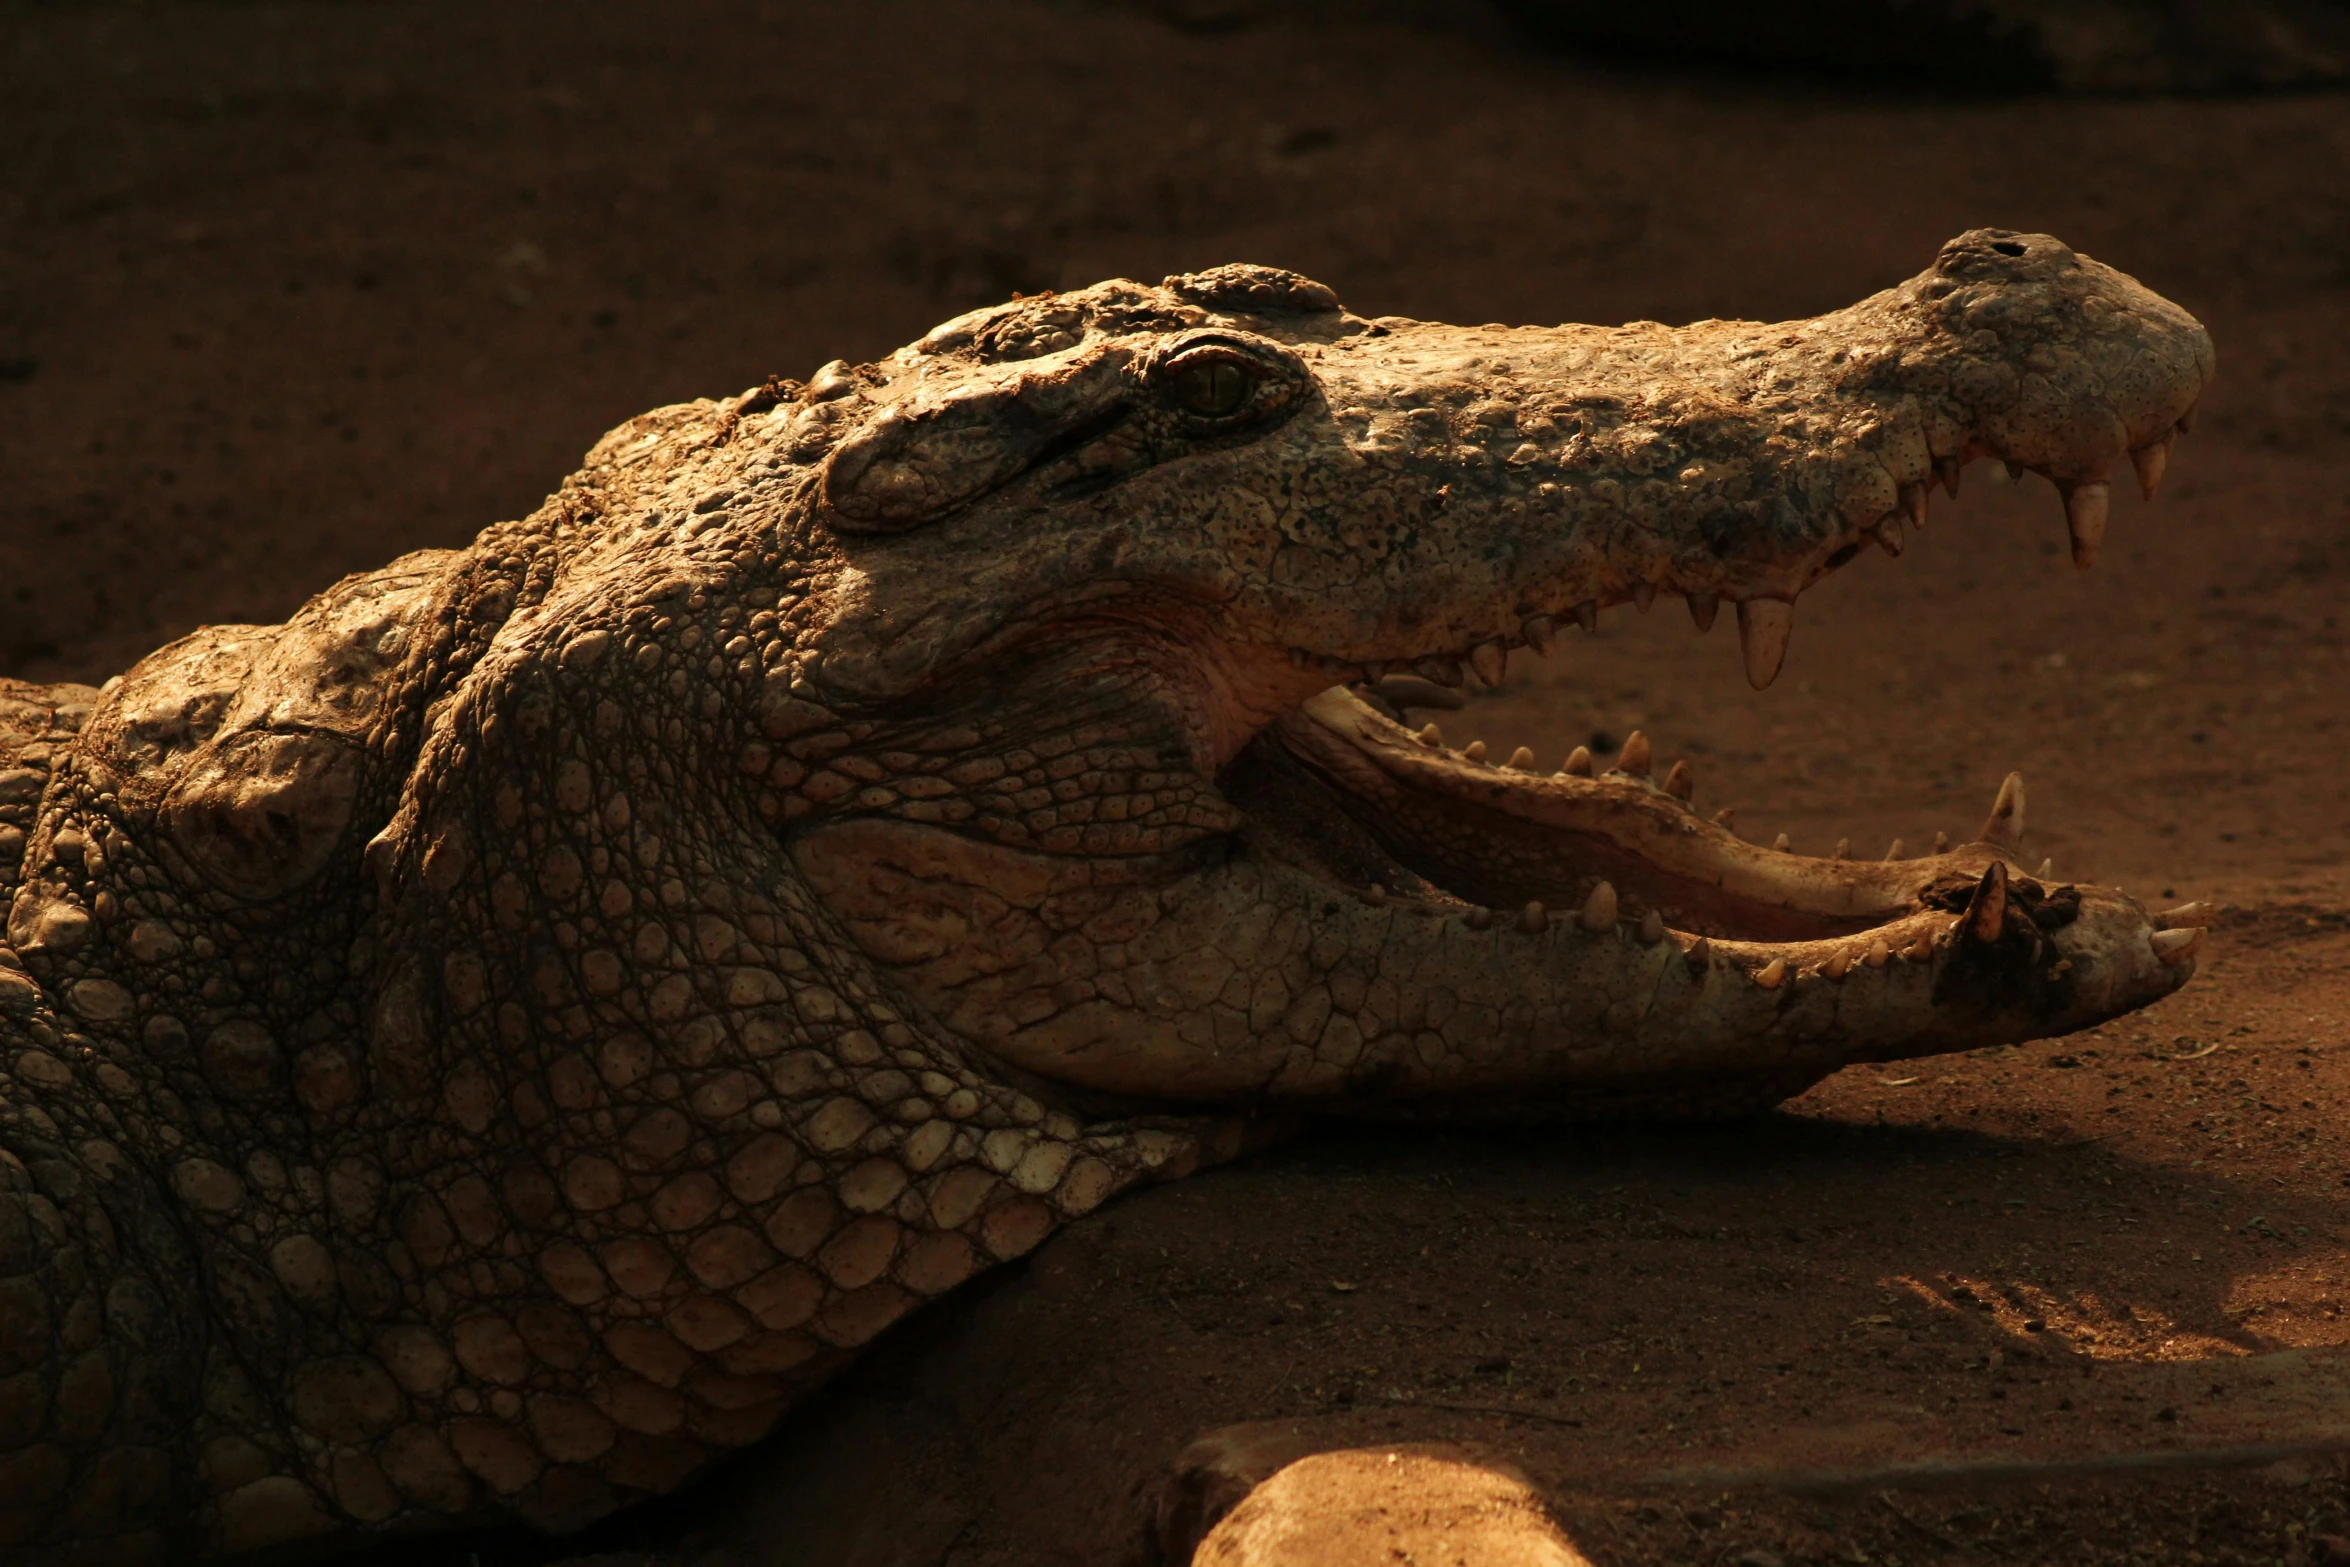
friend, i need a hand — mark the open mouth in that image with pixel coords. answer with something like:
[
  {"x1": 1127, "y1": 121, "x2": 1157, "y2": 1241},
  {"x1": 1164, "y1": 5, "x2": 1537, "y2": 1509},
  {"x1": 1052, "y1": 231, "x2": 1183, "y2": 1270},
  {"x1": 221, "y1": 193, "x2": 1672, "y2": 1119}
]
[{"x1": 1223, "y1": 456, "x2": 2210, "y2": 1009}]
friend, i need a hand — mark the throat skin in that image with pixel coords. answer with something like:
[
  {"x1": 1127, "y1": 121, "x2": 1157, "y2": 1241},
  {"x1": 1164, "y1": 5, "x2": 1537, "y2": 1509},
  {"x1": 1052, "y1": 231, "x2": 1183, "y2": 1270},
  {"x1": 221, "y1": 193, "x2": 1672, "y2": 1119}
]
[{"x1": 0, "y1": 235, "x2": 2211, "y2": 1561}]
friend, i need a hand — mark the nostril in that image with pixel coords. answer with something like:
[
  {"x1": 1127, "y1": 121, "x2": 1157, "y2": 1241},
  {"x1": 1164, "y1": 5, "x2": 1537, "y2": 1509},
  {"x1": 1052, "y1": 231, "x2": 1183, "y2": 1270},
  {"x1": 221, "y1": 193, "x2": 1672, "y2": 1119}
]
[{"x1": 1991, "y1": 241, "x2": 2026, "y2": 257}]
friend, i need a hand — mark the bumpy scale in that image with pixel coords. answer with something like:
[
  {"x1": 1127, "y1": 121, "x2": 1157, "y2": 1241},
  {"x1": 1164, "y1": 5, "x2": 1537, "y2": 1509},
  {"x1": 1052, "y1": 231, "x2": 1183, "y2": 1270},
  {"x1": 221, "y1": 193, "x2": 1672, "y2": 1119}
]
[{"x1": 0, "y1": 230, "x2": 2213, "y2": 1561}]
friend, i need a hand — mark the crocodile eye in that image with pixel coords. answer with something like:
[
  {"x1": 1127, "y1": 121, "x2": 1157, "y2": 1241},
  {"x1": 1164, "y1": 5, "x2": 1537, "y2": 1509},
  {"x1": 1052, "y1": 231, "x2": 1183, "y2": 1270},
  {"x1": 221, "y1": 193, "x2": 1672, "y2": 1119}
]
[{"x1": 1162, "y1": 349, "x2": 1257, "y2": 419}]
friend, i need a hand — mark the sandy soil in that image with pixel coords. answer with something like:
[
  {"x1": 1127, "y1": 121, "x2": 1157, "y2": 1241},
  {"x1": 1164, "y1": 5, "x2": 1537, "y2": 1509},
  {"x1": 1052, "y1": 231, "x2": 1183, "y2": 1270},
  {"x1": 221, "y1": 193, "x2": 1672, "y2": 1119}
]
[{"x1": 5, "y1": 3, "x2": 2348, "y2": 1562}]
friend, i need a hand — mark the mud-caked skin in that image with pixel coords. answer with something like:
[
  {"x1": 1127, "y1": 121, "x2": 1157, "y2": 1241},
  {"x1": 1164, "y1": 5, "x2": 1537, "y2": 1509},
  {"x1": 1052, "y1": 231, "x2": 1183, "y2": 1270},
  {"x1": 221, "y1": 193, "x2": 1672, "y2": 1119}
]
[{"x1": 0, "y1": 230, "x2": 2215, "y2": 1560}]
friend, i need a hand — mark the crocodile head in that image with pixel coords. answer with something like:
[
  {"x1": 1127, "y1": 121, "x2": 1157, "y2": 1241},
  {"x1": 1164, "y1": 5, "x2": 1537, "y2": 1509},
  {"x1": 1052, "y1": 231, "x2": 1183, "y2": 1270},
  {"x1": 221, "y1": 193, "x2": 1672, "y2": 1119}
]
[{"x1": 768, "y1": 227, "x2": 2214, "y2": 1111}]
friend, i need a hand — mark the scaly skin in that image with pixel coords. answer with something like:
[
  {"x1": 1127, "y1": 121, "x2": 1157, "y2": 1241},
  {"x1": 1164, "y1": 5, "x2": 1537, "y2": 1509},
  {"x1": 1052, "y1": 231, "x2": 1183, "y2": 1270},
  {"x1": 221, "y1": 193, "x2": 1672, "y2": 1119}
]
[{"x1": 0, "y1": 230, "x2": 2213, "y2": 1561}]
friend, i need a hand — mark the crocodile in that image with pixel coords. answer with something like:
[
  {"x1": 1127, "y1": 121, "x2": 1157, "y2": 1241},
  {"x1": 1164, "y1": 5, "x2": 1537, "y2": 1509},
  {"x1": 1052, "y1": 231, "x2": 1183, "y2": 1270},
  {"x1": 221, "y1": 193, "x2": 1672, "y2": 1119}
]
[{"x1": 0, "y1": 228, "x2": 2214, "y2": 1562}]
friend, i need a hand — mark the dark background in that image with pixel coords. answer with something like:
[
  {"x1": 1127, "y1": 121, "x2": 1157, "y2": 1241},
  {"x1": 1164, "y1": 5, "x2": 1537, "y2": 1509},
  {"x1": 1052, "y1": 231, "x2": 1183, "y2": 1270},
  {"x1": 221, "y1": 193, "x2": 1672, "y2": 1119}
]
[{"x1": 5, "y1": 7, "x2": 2350, "y2": 1562}]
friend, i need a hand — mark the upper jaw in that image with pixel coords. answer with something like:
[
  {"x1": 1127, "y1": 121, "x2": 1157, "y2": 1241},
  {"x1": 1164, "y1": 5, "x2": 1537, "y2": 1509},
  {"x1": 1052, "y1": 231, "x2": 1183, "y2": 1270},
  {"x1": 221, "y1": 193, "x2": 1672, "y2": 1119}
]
[{"x1": 1264, "y1": 228, "x2": 2212, "y2": 694}]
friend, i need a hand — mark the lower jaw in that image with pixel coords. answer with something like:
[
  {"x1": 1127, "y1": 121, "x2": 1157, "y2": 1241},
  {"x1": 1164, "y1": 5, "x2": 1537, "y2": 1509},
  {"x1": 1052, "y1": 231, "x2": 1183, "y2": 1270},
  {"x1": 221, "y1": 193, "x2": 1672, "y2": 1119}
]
[{"x1": 1232, "y1": 685, "x2": 2207, "y2": 986}]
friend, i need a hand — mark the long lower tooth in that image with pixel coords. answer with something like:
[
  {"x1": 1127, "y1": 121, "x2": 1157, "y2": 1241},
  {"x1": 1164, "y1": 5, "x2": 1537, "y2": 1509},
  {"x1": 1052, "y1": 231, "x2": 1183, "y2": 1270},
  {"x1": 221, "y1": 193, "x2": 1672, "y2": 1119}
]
[
  {"x1": 2152, "y1": 927, "x2": 2203, "y2": 966},
  {"x1": 1505, "y1": 745, "x2": 1536, "y2": 771},
  {"x1": 1560, "y1": 746, "x2": 1594, "y2": 777},
  {"x1": 1963, "y1": 860, "x2": 2010, "y2": 944},
  {"x1": 1864, "y1": 938, "x2": 1890, "y2": 968},
  {"x1": 1754, "y1": 957, "x2": 1787, "y2": 990},
  {"x1": 1636, "y1": 908, "x2": 1666, "y2": 945},
  {"x1": 1517, "y1": 901, "x2": 1550, "y2": 934},
  {"x1": 1663, "y1": 759, "x2": 1694, "y2": 800},
  {"x1": 1736, "y1": 598, "x2": 1794, "y2": 690},
  {"x1": 1883, "y1": 838, "x2": 1905, "y2": 861},
  {"x1": 1613, "y1": 731, "x2": 1651, "y2": 776},
  {"x1": 2062, "y1": 480, "x2": 2109, "y2": 570},
  {"x1": 1577, "y1": 881, "x2": 1617, "y2": 932},
  {"x1": 2130, "y1": 437, "x2": 2170, "y2": 501},
  {"x1": 1687, "y1": 593, "x2": 1719, "y2": 633},
  {"x1": 1979, "y1": 772, "x2": 2026, "y2": 852},
  {"x1": 2155, "y1": 901, "x2": 2214, "y2": 930}
]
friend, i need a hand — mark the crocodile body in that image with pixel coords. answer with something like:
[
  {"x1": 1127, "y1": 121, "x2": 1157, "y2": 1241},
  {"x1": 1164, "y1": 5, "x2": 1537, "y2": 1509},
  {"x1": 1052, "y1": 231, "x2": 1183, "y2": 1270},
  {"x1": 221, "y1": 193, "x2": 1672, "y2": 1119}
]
[{"x1": 0, "y1": 230, "x2": 2213, "y2": 1561}]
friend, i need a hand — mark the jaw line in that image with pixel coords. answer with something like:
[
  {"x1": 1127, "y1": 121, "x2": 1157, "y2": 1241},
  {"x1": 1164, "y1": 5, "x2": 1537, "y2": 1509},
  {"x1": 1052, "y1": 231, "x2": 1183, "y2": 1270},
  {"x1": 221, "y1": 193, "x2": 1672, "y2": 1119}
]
[{"x1": 1275, "y1": 684, "x2": 2027, "y2": 950}]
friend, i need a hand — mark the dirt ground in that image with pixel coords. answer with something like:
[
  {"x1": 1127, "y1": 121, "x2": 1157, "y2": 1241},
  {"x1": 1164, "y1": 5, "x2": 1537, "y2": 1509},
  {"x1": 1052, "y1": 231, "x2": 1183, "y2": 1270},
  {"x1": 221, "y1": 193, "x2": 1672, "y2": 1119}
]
[{"x1": 5, "y1": 2, "x2": 2349, "y2": 1563}]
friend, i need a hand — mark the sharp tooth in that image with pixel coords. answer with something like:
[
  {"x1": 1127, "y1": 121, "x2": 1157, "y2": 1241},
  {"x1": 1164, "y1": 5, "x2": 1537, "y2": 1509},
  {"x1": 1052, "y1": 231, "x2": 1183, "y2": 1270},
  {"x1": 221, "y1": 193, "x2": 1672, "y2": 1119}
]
[
  {"x1": 1576, "y1": 881, "x2": 1617, "y2": 932},
  {"x1": 1711, "y1": 807, "x2": 1737, "y2": 829},
  {"x1": 1415, "y1": 655, "x2": 1466, "y2": 687},
  {"x1": 1561, "y1": 746, "x2": 1594, "y2": 777},
  {"x1": 1823, "y1": 951, "x2": 1852, "y2": 981},
  {"x1": 1517, "y1": 900, "x2": 1550, "y2": 934},
  {"x1": 1687, "y1": 593, "x2": 1719, "y2": 633},
  {"x1": 2005, "y1": 459, "x2": 2026, "y2": 482},
  {"x1": 1614, "y1": 730, "x2": 1651, "y2": 776},
  {"x1": 1633, "y1": 582, "x2": 1655, "y2": 612},
  {"x1": 1876, "y1": 516, "x2": 1905, "y2": 557},
  {"x1": 1468, "y1": 639, "x2": 1508, "y2": 687},
  {"x1": 1934, "y1": 455, "x2": 1963, "y2": 499},
  {"x1": 1521, "y1": 613, "x2": 1556, "y2": 654},
  {"x1": 1864, "y1": 938, "x2": 1891, "y2": 968},
  {"x1": 1463, "y1": 739, "x2": 1488, "y2": 762},
  {"x1": 1978, "y1": 772, "x2": 2026, "y2": 852},
  {"x1": 1963, "y1": 860, "x2": 2009, "y2": 944},
  {"x1": 1636, "y1": 909, "x2": 1666, "y2": 945},
  {"x1": 1900, "y1": 482, "x2": 1928, "y2": 529},
  {"x1": 1685, "y1": 936, "x2": 1714, "y2": 973},
  {"x1": 2152, "y1": 927, "x2": 2204, "y2": 966},
  {"x1": 1571, "y1": 600, "x2": 1599, "y2": 634},
  {"x1": 1505, "y1": 745, "x2": 1536, "y2": 770},
  {"x1": 1663, "y1": 759, "x2": 1694, "y2": 800},
  {"x1": 2155, "y1": 901, "x2": 2213, "y2": 930},
  {"x1": 1883, "y1": 838, "x2": 1905, "y2": 861},
  {"x1": 2131, "y1": 437, "x2": 2170, "y2": 501},
  {"x1": 1418, "y1": 722, "x2": 1444, "y2": 746},
  {"x1": 1932, "y1": 830, "x2": 1950, "y2": 855},
  {"x1": 1736, "y1": 599, "x2": 1793, "y2": 690},
  {"x1": 1903, "y1": 930, "x2": 1937, "y2": 962},
  {"x1": 1464, "y1": 907, "x2": 1493, "y2": 930},
  {"x1": 1754, "y1": 957, "x2": 1787, "y2": 990},
  {"x1": 2061, "y1": 480, "x2": 2109, "y2": 570},
  {"x1": 2034, "y1": 858, "x2": 2053, "y2": 880},
  {"x1": 1771, "y1": 832, "x2": 1791, "y2": 853},
  {"x1": 1831, "y1": 838, "x2": 1849, "y2": 861}
]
